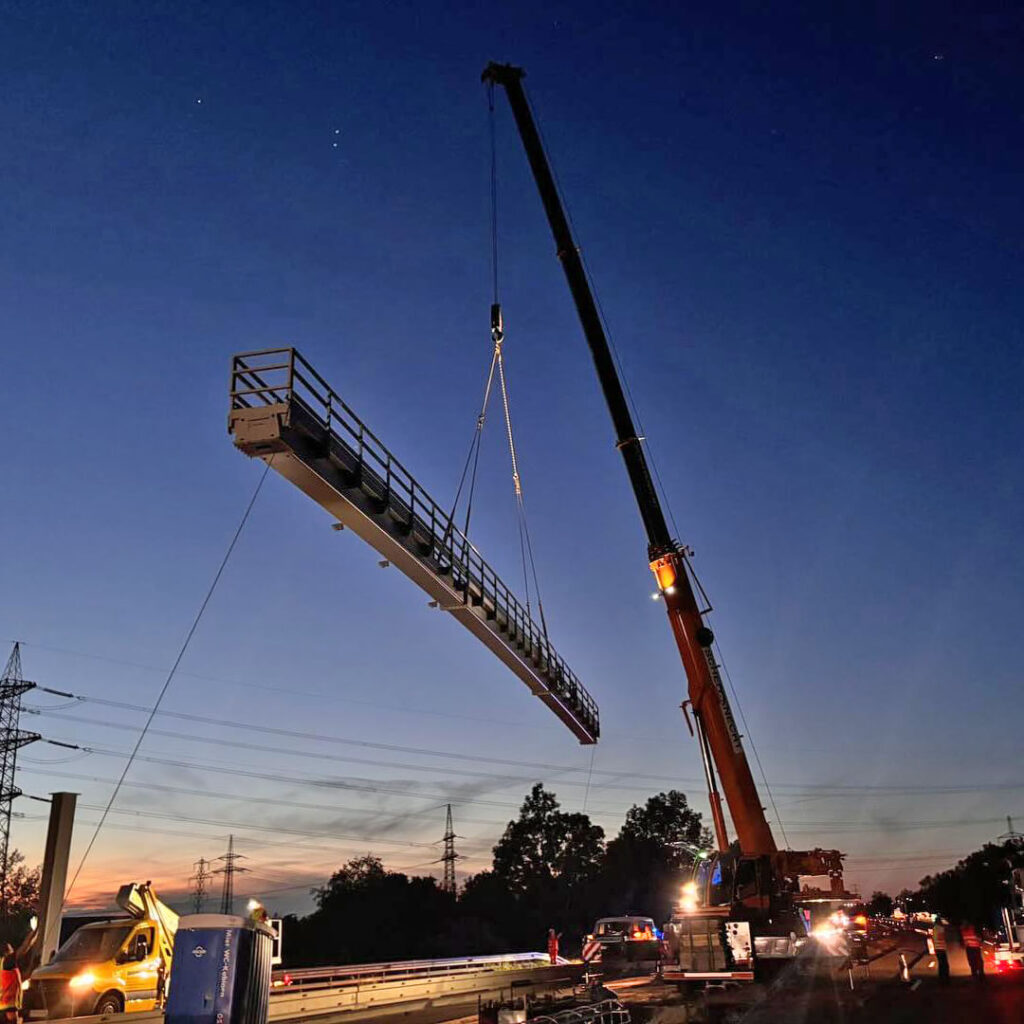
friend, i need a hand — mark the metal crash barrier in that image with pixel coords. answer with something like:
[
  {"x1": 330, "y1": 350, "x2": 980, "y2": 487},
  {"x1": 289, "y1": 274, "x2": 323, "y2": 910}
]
[{"x1": 39, "y1": 954, "x2": 584, "y2": 1024}]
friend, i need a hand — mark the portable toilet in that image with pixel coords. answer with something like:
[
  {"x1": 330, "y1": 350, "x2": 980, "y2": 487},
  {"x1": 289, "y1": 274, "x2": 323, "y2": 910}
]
[{"x1": 166, "y1": 914, "x2": 274, "y2": 1024}]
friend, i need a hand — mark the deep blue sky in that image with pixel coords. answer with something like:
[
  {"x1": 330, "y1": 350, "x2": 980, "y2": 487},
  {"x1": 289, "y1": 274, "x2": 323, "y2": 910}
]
[{"x1": 2, "y1": 1, "x2": 1022, "y2": 912}]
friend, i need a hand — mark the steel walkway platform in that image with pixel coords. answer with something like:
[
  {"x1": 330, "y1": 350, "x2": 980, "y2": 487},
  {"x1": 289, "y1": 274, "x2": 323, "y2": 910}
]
[{"x1": 228, "y1": 348, "x2": 599, "y2": 743}]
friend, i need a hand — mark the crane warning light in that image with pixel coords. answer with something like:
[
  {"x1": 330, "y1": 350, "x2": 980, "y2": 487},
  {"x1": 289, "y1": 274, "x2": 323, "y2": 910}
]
[
  {"x1": 679, "y1": 879, "x2": 700, "y2": 914},
  {"x1": 649, "y1": 555, "x2": 677, "y2": 592}
]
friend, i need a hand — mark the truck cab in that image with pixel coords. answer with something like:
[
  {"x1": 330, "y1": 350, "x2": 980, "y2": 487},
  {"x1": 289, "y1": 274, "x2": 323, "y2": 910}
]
[
  {"x1": 25, "y1": 884, "x2": 178, "y2": 1019},
  {"x1": 586, "y1": 916, "x2": 661, "y2": 962}
]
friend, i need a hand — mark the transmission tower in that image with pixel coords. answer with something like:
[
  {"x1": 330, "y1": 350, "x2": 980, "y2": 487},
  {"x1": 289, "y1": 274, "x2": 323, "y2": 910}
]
[
  {"x1": 999, "y1": 816, "x2": 1024, "y2": 846},
  {"x1": 215, "y1": 835, "x2": 247, "y2": 914},
  {"x1": 0, "y1": 643, "x2": 39, "y2": 915},
  {"x1": 190, "y1": 857, "x2": 212, "y2": 913},
  {"x1": 440, "y1": 804, "x2": 461, "y2": 895}
]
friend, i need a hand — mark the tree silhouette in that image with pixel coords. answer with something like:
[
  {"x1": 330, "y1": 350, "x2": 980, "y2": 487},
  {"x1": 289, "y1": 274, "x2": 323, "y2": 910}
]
[
  {"x1": 279, "y1": 786, "x2": 711, "y2": 966},
  {"x1": 603, "y1": 791, "x2": 709, "y2": 922},
  {"x1": 492, "y1": 783, "x2": 605, "y2": 946},
  {"x1": 0, "y1": 850, "x2": 39, "y2": 947},
  {"x1": 867, "y1": 890, "x2": 894, "y2": 917}
]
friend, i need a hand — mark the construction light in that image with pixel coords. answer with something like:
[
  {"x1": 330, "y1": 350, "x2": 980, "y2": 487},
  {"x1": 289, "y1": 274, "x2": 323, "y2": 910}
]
[
  {"x1": 664, "y1": 586, "x2": 676, "y2": 595},
  {"x1": 649, "y1": 556, "x2": 677, "y2": 591},
  {"x1": 247, "y1": 899, "x2": 261, "y2": 912},
  {"x1": 651, "y1": 592, "x2": 661, "y2": 601}
]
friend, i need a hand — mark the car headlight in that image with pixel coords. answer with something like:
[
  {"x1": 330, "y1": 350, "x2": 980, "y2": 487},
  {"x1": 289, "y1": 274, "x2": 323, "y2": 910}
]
[{"x1": 69, "y1": 972, "x2": 96, "y2": 989}]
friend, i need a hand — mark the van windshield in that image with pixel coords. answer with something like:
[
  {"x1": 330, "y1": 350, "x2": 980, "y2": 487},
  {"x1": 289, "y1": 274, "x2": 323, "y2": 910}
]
[
  {"x1": 54, "y1": 925, "x2": 133, "y2": 963},
  {"x1": 596, "y1": 919, "x2": 652, "y2": 936}
]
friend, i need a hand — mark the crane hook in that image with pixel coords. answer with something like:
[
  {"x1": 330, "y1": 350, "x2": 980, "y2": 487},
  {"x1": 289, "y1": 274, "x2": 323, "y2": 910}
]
[{"x1": 490, "y1": 302, "x2": 504, "y2": 345}]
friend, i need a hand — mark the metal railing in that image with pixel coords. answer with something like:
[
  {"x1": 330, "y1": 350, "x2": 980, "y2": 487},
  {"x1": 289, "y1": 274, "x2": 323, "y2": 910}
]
[
  {"x1": 276, "y1": 952, "x2": 558, "y2": 990},
  {"x1": 229, "y1": 348, "x2": 598, "y2": 740},
  {"x1": 531, "y1": 999, "x2": 631, "y2": 1024}
]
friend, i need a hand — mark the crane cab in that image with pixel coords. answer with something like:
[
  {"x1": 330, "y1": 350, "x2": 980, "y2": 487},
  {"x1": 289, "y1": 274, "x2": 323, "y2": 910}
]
[{"x1": 662, "y1": 848, "x2": 811, "y2": 983}]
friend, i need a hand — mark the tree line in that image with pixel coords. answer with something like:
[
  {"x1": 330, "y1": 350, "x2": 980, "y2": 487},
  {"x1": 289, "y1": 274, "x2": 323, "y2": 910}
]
[
  {"x1": 281, "y1": 783, "x2": 708, "y2": 966},
  {"x1": 839, "y1": 842, "x2": 1024, "y2": 934}
]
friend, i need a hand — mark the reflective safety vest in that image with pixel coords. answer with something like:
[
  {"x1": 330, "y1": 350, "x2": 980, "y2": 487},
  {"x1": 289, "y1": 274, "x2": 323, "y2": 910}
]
[
  {"x1": 0, "y1": 958, "x2": 22, "y2": 1011},
  {"x1": 932, "y1": 923, "x2": 947, "y2": 951},
  {"x1": 962, "y1": 925, "x2": 981, "y2": 949}
]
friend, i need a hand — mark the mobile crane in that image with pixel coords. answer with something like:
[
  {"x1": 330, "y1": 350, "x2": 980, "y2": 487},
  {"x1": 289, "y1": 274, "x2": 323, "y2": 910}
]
[{"x1": 483, "y1": 62, "x2": 850, "y2": 981}]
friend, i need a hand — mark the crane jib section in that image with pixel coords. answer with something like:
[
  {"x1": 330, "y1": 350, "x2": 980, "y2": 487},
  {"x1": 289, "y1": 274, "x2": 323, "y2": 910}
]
[{"x1": 227, "y1": 347, "x2": 599, "y2": 744}]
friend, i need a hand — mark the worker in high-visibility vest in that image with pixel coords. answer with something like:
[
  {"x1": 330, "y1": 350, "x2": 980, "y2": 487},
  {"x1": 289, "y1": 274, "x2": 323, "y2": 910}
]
[
  {"x1": 547, "y1": 929, "x2": 561, "y2": 964},
  {"x1": 932, "y1": 917, "x2": 949, "y2": 984},
  {"x1": 0, "y1": 943, "x2": 22, "y2": 1024},
  {"x1": 961, "y1": 923, "x2": 985, "y2": 981}
]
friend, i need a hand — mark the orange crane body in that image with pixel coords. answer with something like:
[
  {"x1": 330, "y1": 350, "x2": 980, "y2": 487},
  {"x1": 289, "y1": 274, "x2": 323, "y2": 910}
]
[
  {"x1": 651, "y1": 552, "x2": 776, "y2": 856},
  {"x1": 483, "y1": 65, "x2": 851, "y2": 941}
]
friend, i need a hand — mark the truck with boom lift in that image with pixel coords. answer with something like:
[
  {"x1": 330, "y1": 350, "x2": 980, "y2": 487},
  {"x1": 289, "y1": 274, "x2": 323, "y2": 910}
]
[
  {"x1": 24, "y1": 883, "x2": 178, "y2": 1019},
  {"x1": 483, "y1": 61, "x2": 852, "y2": 984}
]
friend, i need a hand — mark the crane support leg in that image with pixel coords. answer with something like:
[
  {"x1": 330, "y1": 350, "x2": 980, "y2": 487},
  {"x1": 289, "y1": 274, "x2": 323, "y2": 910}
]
[{"x1": 693, "y1": 709, "x2": 729, "y2": 852}]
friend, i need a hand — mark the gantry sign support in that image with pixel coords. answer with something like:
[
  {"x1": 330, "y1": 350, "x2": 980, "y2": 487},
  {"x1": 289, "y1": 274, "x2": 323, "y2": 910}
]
[{"x1": 228, "y1": 348, "x2": 598, "y2": 743}]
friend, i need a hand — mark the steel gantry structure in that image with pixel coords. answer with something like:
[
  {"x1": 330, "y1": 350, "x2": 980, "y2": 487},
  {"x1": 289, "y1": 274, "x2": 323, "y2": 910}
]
[{"x1": 228, "y1": 348, "x2": 598, "y2": 744}]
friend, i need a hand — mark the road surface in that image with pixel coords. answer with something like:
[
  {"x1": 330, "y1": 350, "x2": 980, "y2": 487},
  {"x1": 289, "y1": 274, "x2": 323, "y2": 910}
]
[{"x1": 603, "y1": 929, "x2": 1024, "y2": 1022}]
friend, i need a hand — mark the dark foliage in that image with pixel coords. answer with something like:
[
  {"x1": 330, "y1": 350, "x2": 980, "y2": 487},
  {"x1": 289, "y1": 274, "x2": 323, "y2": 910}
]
[
  {"x1": 866, "y1": 890, "x2": 894, "y2": 917},
  {"x1": 281, "y1": 785, "x2": 707, "y2": 967},
  {"x1": 0, "y1": 850, "x2": 40, "y2": 948},
  {"x1": 915, "y1": 840, "x2": 1024, "y2": 928},
  {"x1": 602, "y1": 791, "x2": 711, "y2": 924}
]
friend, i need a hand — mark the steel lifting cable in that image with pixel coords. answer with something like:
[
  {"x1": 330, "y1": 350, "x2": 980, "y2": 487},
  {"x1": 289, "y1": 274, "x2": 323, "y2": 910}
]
[
  {"x1": 495, "y1": 332, "x2": 548, "y2": 636},
  {"x1": 488, "y1": 86, "x2": 548, "y2": 634},
  {"x1": 445, "y1": 81, "x2": 503, "y2": 552},
  {"x1": 61, "y1": 458, "x2": 272, "y2": 902},
  {"x1": 447, "y1": 85, "x2": 550, "y2": 635},
  {"x1": 445, "y1": 344, "x2": 500, "y2": 563}
]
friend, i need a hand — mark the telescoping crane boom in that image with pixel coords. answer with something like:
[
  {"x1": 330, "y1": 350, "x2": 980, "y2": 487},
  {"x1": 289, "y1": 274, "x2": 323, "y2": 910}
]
[{"x1": 484, "y1": 61, "x2": 849, "y2": 978}]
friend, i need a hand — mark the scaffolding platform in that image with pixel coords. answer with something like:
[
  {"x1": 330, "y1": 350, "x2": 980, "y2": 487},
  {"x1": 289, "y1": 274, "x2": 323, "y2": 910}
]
[{"x1": 228, "y1": 348, "x2": 599, "y2": 744}]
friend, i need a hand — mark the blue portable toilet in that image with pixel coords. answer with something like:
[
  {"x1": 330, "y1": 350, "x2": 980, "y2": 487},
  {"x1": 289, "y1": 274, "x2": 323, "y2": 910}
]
[{"x1": 166, "y1": 915, "x2": 274, "y2": 1024}]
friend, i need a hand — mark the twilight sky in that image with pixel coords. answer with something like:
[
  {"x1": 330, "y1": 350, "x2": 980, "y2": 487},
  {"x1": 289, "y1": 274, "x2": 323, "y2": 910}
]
[{"x1": 2, "y1": 1, "x2": 1022, "y2": 916}]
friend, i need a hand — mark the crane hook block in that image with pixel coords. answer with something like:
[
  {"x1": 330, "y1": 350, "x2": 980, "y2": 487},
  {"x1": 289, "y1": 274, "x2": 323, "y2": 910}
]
[{"x1": 490, "y1": 302, "x2": 504, "y2": 344}]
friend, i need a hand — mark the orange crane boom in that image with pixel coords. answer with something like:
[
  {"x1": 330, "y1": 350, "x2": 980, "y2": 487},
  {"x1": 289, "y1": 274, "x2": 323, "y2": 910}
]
[
  {"x1": 482, "y1": 61, "x2": 773, "y2": 855},
  {"x1": 484, "y1": 67, "x2": 851, "y2": 937}
]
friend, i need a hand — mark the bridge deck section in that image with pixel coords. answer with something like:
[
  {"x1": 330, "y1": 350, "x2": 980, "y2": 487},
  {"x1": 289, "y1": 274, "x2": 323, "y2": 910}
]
[{"x1": 228, "y1": 348, "x2": 599, "y2": 744}]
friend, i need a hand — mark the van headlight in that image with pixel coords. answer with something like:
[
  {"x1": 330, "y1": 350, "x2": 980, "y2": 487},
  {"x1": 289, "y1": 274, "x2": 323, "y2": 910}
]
[{"x1": 69, "y1": 972, "x2": 96, "y2": 989}]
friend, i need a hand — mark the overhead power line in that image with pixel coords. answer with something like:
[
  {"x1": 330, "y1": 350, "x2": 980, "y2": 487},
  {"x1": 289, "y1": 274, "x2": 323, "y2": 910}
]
[
  {"x1": 64, "y1": 462, "x2": 271, "y2": 900},
  {"x1": 18, "y1": 640, "x2": 548, "y2": 734},
  {"x1": 24, "y1": 693, "x2": 1014, "y2": 797}
]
